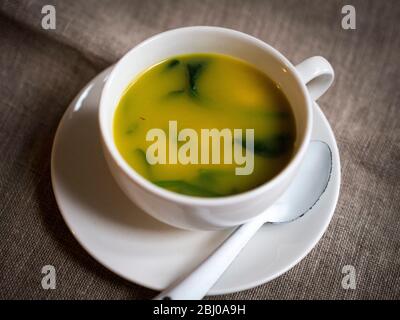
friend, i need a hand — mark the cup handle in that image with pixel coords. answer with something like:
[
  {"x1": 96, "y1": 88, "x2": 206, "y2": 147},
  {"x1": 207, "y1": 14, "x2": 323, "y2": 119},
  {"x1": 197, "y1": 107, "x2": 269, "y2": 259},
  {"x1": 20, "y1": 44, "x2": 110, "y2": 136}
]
[{"x1": 295, "y1": 56, "x2": 334, "y2": 101}]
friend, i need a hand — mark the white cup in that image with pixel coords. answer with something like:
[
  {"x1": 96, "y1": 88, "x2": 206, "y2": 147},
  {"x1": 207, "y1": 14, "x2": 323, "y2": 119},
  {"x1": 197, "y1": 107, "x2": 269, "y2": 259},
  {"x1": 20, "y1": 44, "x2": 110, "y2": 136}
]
[{"x1": 99, "y1": 26, "x2": 334, "y2": 230}]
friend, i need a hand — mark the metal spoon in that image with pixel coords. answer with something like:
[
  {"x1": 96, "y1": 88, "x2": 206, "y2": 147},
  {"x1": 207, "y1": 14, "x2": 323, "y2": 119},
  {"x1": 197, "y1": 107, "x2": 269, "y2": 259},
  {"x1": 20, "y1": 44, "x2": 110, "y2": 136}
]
[{"x1": 154, "y1": 141, "x2": 332, "y2": 300}]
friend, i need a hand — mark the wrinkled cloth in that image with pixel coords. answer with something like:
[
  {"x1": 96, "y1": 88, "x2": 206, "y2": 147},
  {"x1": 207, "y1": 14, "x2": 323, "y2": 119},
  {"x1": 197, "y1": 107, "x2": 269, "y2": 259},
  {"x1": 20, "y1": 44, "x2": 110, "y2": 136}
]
[{"x1": 0, "y1": 0, "x2": 399, "y2": 299}]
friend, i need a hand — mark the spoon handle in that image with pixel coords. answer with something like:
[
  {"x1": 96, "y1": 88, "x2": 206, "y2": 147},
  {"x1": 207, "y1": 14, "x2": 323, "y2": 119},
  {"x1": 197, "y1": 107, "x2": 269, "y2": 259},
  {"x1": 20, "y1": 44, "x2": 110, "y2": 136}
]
[{"x1": 154, "y1": 217, "x2": 265, "y2": 300}]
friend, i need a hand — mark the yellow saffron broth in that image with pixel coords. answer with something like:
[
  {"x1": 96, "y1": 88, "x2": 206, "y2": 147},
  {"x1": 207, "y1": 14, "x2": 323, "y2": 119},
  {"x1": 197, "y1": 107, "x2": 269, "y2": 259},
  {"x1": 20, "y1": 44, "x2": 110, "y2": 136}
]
[{"x1": 113, "y1": 53, "x2": 296, "y2": 197}]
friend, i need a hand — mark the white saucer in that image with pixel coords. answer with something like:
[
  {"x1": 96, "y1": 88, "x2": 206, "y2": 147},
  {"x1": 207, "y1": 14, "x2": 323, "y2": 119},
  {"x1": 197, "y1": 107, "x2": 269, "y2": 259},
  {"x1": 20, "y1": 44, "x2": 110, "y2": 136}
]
[{"x1": 51, "y1": 67, "x2": 341, "y2": 295}]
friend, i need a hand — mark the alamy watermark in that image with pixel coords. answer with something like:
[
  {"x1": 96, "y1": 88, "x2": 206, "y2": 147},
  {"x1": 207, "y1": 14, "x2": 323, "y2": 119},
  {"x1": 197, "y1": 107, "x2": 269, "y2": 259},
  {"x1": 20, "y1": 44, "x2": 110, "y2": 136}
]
[
  {"x1": 341, "y1": 264, "x2": 356, "y2": 290},
  {"x1": 341, "y1": 5, "x2": 356, "y2": 30},
  {"x1": 41, "y1": 4, "x2": 356, "y2": 31},
  {"x1": 41, "y1": 265, "x2": 56, "y2": 290},
  {"x1": 41, "y1": 5, "x2": 56, "y2": 30},
  {"x1": 146, "y1": 121, "x2": 255, "y2": 175}
]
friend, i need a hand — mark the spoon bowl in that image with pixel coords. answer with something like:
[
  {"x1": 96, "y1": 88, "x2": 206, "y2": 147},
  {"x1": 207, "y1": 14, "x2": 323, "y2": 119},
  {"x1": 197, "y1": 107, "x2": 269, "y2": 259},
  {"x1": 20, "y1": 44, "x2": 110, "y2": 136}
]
[{"x1": 263, "y1": 140, "x2": 332, "y2": 223}]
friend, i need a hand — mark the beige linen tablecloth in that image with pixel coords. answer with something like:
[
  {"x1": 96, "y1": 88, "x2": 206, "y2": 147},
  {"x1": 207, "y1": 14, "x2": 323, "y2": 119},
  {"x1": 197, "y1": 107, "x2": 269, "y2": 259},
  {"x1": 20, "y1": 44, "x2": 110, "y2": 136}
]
[{"x1": 0, "y1": 0, "x2": 399, "y2": 299}]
